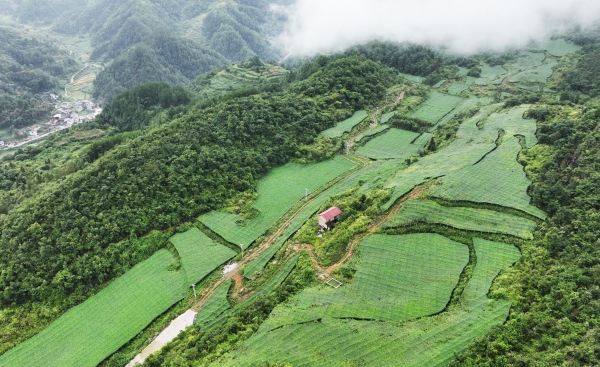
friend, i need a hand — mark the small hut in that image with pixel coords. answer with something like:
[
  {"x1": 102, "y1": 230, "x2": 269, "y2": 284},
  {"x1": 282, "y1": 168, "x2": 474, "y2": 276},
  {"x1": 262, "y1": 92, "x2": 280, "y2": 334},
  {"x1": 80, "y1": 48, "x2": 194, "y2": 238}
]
[{"x1": 318, "y1": 206, "x2": 342, "y2": 230}]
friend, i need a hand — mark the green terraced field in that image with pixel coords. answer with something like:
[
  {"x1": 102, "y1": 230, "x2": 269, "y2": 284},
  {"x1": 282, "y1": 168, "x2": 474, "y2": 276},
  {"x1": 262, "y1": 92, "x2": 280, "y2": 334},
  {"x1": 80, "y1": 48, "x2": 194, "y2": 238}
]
[
  {"x1": 510, "y1": 51, "x2": 546, "y2": 71},
  {"x1": 399, "y1": 73, "x2": 425, "y2": 83},
  {"x1": 411, "y1": 92, "x2": 464, "y2": 124},
  {"x1": 433, "y1": 97, "x2": 493, "y2": 129},
  {"x1": 214, "y1": 237, "x2": 518, "y2": 367},
  {"x1": 354, "y1": 124, "x2": 390, "y2": 142},
  {"x1": 356, "y1": 128, "x2": 431, "y2": 160},
  {"x1": 529, "y1": 39, "x2": 582, "y2": 57},
  {"x1": 199, "y1": 156, "x2": 356, "y2": 248},
  {"x1": 381, "y1": 103, "x2": 543, "y2": 212},
  {"x1": 170, "y1": 227, "x2": 236, "y2": 284},
  {"x1": 430, "y1": 136, "x2": 545, "y2": 218},
  {"x1": 380, "y1": 111, "x2": 397, "y2": 124},
  {"x1": 384, "y1": 199, "x2": 537, "y2": 239},
  {"x1": 321, "y1": 110, "x2": 368, "y2": 138},
  {"x1": 508, "y1": 58, "x2": 558, "y2": 84},
  {"x1": 447, "y1": 83, "x2": 469, "y2": 95},
  {"x1": 195, "y1": 280, "x2": 232, "y2": 325},
  {"x1": 0, "y1": 250, "x2": 186, "y2": 367},
  {"x1": 259, "y1": 234, "x2": 468, "y2": 331}
]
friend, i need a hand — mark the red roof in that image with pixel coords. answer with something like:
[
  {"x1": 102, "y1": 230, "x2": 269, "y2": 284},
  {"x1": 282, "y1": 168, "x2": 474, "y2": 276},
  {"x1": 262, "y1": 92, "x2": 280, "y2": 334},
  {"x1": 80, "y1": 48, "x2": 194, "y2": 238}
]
[{"x1": 319, "y1": 206, "x2": 342, "y2": 221}]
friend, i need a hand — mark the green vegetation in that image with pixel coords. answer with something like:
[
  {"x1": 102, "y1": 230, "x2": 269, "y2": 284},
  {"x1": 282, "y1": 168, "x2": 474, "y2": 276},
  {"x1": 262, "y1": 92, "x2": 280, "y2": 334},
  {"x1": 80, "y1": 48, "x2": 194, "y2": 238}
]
[
  {"x1": 384, "y1": 199, "x2": 537, "y2": 239},
  {"x1": 0, "y1": 250, "x2": 185, "y2": 367},
  {"x1": 261, "y1": 234, "x2": 468, "y2": 330},
  {"x1": 170, "y1": 228, "x2": 236, "y2": 284},
  {"x1": 215, "y1": 236, "x2": 517, "y2": 367},
  {"x1": 447, "y1": 83, "x2": 469, "y2": 95},
  {"x1": 356, "y1": 128, "x2": 431, "y2": 160},
  {"x1": 411, "y1": 92, "x2": 464, "y2": 124},
  {"x1": 320, "y1": 110, "x2": 368, "y2": 138},
  {"x1": 200, "y1": 156, "x2": 356, "y2": 248},
  {"x1": 430, "y1": 136, "x2": 546, "y2": 218},
  {"x1": 354, "y1": 124, "x2": 390, "y2": 142},
  {"x1": 530, "y1": 39, "x2": 582, "y2": 57},
  {"x1": 195, "y1": 280, "x2": 232, "y2": 326}
]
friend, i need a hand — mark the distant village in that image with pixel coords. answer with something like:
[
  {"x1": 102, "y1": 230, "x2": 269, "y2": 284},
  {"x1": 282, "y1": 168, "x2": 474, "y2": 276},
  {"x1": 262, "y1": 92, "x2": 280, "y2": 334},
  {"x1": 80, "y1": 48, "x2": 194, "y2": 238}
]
[{"x1": 0, "y1": 94, "x2": 102, "y2": 150}]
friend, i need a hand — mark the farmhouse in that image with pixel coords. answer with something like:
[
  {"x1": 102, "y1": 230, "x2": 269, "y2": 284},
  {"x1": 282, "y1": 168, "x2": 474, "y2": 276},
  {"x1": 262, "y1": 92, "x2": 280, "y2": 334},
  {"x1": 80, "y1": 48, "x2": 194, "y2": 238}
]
[{"x1": 318, "y1": 206, "x2": 342, "y2": 230}]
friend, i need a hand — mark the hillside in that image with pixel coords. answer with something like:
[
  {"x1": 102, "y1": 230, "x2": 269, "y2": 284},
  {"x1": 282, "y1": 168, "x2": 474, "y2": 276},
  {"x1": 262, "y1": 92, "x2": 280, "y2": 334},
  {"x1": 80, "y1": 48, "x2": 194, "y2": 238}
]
[{"x1": 0, "y1": 26, "x2": 600, "y2": 367}]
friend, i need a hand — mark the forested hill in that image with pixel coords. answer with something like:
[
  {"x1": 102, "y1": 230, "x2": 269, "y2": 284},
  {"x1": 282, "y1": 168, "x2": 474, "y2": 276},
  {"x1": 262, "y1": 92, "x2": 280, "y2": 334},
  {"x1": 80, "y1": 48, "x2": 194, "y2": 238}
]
[
  {"x1": 1, "y1": 0, "x2": 286, "y2": 102},
  {"x1": 0, "y1": 55, "x2": 394, "y2": 308}
]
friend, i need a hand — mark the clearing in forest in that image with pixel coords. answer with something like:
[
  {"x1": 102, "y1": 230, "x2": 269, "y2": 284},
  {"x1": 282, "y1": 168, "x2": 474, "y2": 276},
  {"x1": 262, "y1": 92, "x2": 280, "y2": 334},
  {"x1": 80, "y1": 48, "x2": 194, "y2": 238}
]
[
  {"x1": 199, "y1": 156, "x2": 356, "y2": 248},
  {"x1": 321, "y1": 110, "x2": 369, "y2": 138}
]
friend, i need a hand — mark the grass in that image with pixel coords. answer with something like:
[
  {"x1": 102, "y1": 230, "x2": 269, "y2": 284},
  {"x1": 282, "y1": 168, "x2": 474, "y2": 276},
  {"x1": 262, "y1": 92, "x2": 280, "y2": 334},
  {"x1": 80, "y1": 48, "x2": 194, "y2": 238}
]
[
  {"x1": 195, "y1": 280, "x2": 232, "y2": 325},
  {"x1": 0, "y1": 250, "x2": 186, "y2": 367},
  {"x1": 170, "y1": 227, "x2": 237, "y2": 284},
  {"x1": 215, "y1": 238, "x2": 520, "y2": 367},
  {"x1": 260, "y1": 233, "x2": 469, "y2": 331},
  {"x1": 383, "y1": 199, "x2": 537, "y2": 239},
  {"x1": 200, "y1": 156, "x2": 356, "y2": 248},
  {"x1": 430, "y1": 136, "x2": 546, "y2": 219},
  {"x1": 411, "y1": 92, "x2": 464, "y2": 125},
  {"x1": 356, "y1": 128, "x2": 431, "y2": 160},
  {"x1": 321, "y1": 110, "x2": 368, "y2": 138}
]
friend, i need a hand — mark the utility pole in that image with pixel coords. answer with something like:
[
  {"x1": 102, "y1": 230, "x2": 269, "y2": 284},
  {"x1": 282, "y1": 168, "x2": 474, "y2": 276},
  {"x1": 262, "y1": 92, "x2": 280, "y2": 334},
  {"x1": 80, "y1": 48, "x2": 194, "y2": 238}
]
[
  {"x1": 305, "y1": 188, "x2": 308, "y2": 200},
  {"x1": 191, "y1": 284, "x2": 197, "y2": 301},
  {"x1": 239, "y1": 244, "x2": 244, "y2": 258}
]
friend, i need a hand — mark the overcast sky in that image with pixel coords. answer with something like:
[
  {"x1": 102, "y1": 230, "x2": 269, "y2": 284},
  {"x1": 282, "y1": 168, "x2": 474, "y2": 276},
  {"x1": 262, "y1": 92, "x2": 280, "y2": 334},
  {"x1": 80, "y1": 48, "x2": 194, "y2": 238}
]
[{"x1": 274, "y1": 0, "x2": 600, "y2": 55}]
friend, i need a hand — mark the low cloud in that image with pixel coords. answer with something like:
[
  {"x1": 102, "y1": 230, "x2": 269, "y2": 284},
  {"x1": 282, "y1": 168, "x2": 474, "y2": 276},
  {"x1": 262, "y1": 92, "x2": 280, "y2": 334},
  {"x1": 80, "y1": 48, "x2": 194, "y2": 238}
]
[{"x1": 274, "y1": 0, "x2": 600, "y2": 55}]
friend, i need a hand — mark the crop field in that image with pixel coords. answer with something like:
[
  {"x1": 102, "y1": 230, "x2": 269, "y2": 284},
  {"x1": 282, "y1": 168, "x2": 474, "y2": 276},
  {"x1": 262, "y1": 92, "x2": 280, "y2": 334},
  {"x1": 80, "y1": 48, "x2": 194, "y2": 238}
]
[
  {"x1": 383, "y1": 199, "x2": 537, "y2": 239},
  {"x1": 411, "y1": 92, "x2": 464, "y2": 124},
  {"x1": 354, "y1": 124, "x2": 390, "y2": 142},
  {"x1": 356, "y1": 128, "x2": 431, "y2": 160},
  {"x1": 430, "y1": 136, "x2": 545, "y2": 218},
  {"x1": 260, "y1": 234, "x2": 468, "y2": 331},
  {"x1": 399, "y1": 72, "x2": 425, "y2": 83},
  {"x1": 433, "y1": 97, "x2": 493, "y2": 129},
  {"x1": 447, "y1": 83, "x2": 469, "y2": 95},
  {"x1": 321, "y1": 110, "x2": 368, "y2": 138},
  {"x1": 195, "y1": 280, "x2": 232, "y2": 325},
  {"x1": 200, "y1": 156, "x2": 355, "y2": 248},
  {"x1": 170, "y1": 227, "x2": 236, "y2": 284},
  {"x1": 432, "y1": 79, "x2": 446, "y2": 88},
  {"x1": 529, "y1": 39, "x2": 582, "y2": 57},
  {"x1": 381, "y1": 102, "x2": 545, "y2": 211},
  {"x1": 215, "y1": 237, "x2": 518, "y2": 367},
  {"x1": 479, "y1": 62, "x2": 508, "y2": 81},
  {"x1": 508, "y1": 58, "x2": 558, "y2": 84},
  {"x1": 510, "y1": 51, "x2": 546, "y2": 71},
  {"x1": 380, "y1": 111, "x2": 397, "y2": 124},
  {"x1": 0, "y1": 250, "x2": 186, "y2": 367}
]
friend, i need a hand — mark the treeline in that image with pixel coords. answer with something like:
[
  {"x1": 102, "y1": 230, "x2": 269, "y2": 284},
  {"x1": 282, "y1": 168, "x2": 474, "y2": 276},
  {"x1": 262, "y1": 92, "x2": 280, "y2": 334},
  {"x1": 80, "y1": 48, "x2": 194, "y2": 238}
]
[
  {"x1": 0, "y1": 55, "x2": 395, "y2": 307},
  {"x1": 0, "y1": 26, "x2": 79, "y2": 129},
  {"x1": 453, "y1": 46, "x2": 600, "y2": 365}
]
